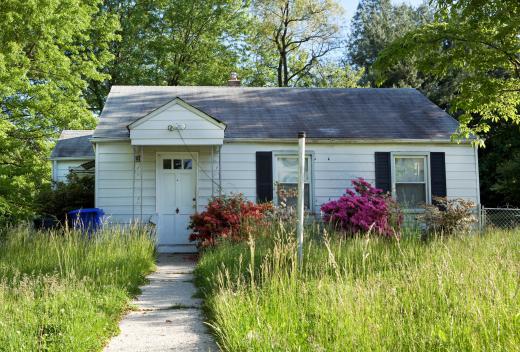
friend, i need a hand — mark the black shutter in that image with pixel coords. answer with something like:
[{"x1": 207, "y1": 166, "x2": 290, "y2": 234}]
[
  {"x1": 374, "y1": 152, "x2": 391, "y2": 193},
  {"x1": 256, "y1": 151, "x2": 273, "y2": 203},
  {"x1": 430, "y1": 152, "x2": 447, "y2": 199}
]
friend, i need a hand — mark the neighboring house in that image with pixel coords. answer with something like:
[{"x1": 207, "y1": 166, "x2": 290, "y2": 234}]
[
  {"x1": 51, "y1": 84, "x2": 480, "y2": 253},
  {"x1": 50, "y1": 130, "x2": 95, "y2": 183}
]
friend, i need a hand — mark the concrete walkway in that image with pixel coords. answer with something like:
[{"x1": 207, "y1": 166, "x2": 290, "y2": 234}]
[{"x1": 104, "y1": 254, "x2": 218, "y2": 352}]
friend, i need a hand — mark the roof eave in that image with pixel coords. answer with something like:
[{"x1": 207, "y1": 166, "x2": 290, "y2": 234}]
[
  {"x1": 223, "y1": 137, "x2": 469, "y2": 144},
  {"x1": 49, "y1": 156, "x2": 96, "y2": 161}
]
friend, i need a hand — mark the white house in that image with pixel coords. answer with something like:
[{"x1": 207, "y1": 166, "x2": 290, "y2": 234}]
[
  {"x1": 50, "y1": 130, "x2": 95, "y2": 183},
  {"x1": 52, "y1": 84, "x2": 480, "y2": 253}
]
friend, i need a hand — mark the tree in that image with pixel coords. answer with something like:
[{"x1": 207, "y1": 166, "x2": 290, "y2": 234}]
[
  {"x1": 86, "y1": 0, "x2": 249, "y2": 113},
  {"x1": 0, "y1": 0, "x2": 118, "y2": 224},
  {"x1": 300, "y1": 61, "x2": 365, "y2": 87},
  {"x1": 374, "y1": 0, "x2": 520, "y2": 143},
  {"x1": 347, "y1": 0, "x2": 432, "y2": 87},
  {"x1": 478, "y1": 121, "x2": 520, "y2": 207},
  {"x1": 249, "y1": 0, "x2": 343, "y2": 87}
]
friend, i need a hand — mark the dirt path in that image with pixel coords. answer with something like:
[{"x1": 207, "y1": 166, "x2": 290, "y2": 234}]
[{"x1": 104, "y1": 254, "x2": 217, "y2": 352}]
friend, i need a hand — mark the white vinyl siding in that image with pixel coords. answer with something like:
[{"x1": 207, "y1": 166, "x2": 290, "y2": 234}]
[
  {"x1": 52, "y1": 159, "x2": 94, "y2": 183},
  {"x1": 95, "y1": 142, "x2": 218, "y2": 224},
  {"x1": 129, "y1": 100, "x2": 224, "y2": 146},
  {"x1": 95, "y1": 141, "x2": 479, "y2": 223}
]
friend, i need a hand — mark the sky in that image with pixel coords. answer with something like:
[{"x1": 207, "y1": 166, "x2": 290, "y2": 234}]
[{"x1": 338, "y1": 0, "x2": 425, "y2": 27}]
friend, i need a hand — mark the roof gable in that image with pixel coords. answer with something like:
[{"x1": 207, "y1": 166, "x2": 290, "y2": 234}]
[
  {"x1": 128, "y1": 97, "x2": 225, "y2": 145},
  {"x1": 128, "y1": 97, "x2": 226, "y2": 130}
]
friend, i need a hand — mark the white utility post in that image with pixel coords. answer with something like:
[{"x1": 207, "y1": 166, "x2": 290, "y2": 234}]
[{"x1": 297, "y1": 131, "x2": 306, "y2": 270}]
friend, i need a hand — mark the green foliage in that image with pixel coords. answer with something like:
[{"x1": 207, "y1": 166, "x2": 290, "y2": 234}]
[
  {"x1": 347, "y1": 0, "x2": 433, "y2": 87},
  {"x1": 374, "y1": 0, "x2": 520, "y2": 142},
  {"x1": 300, "y1": 61, "x2": 366, "y2": 88},
  {"x1": 417, "y1": 197, "x2": 477, "y2": 236},
  {"x1": 0, "y1": 0, "x2": 118, "y2": 225},
  {"x1": 247, "y1": 0, "x2": 343, "y2": 87},
  {"x1": 196, "y1": 223, "x2": 520, "y2": 351},
  {"x1": 36, "y1": 174, "x2": 95, "y2": 222},
  {"x1": 86, "y1": 0, "x2": 250, "y2": 112},
  {"x1": 0, "y1": 225, "x2": 155, "y2": 351},
  {"x1": 479, "y1": 121, "x2": 520, "y2": 206}
]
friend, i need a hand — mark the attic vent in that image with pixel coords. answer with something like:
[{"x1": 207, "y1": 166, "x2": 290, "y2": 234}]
[{"x1": 228, "y1": 72, "x2": 240, "y2": 87}]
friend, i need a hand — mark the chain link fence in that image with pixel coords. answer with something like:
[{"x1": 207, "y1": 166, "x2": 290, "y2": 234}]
[{"x1": 480, "y1": 207, "x2": 520, "y2": 230}]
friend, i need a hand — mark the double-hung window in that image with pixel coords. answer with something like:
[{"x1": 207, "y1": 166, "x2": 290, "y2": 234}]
[
  {"x1": 274, "y1": 155, "x2": 311, "y2": 209},
  {"x1": 393, "y1": 155, "x2": 429, "y2": 209}
]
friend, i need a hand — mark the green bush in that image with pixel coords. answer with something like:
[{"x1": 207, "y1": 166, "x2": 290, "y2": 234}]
[
  {"x1": 417, "y1": 197, "x2": 477, "y2": 236},
  {"x1": 36, "y1": 174, "x2": 94, "y2": 223}
]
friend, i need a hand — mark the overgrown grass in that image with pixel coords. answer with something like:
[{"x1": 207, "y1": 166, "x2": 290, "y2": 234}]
[
  {"x1": 195, "y1": 223, "x2": 520, "y2": 351},
  {"x1": 0, "y1": 225, "x2": 155, "y2": 351}
]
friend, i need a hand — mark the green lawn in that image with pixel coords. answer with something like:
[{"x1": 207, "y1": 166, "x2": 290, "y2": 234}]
[
  {"x1": 0, "y1": 226, "x2": 155, "y2": 351},
  {"x1": 195, "y1": 225, "x2": 520, "y2": 351}
]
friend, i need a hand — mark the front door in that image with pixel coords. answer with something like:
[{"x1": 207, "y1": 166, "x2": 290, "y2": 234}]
[{"x1": 156, "y1": 152, "x2": 197, "y2": 250}]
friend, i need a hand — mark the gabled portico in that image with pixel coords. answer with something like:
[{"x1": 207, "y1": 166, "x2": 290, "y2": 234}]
[{"x1": 128, "y1": 98, "x2": 226, "y2": 252}]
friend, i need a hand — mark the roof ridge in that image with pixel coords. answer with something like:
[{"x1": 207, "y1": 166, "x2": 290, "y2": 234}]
[{"x1": 110, "y1": 85, "x2": 417, "y2": 91}]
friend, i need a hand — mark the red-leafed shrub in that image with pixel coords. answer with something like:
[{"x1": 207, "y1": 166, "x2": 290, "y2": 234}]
[
  {"x1": 320, "y1": 178, "x2": 402, "y2": 237},
  {"x1": 189, "y1": 194, "x2": 273, "y2": 248}
]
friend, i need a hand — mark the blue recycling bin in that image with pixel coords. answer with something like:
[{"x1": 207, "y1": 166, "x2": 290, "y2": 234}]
[{"x1": 68, "y1": 208, "x2": 104, "y2": 231}]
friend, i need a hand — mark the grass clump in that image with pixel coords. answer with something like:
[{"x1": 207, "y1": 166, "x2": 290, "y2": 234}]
[
  {"x1": 195, "y1": 223, "x2": 520, "y2": 351},
  {"x1": 0, "y1": 225, "x2": 155, "y2": 351}
]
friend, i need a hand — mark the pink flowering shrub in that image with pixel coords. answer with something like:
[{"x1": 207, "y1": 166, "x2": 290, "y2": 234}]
[{"x1": 320, "y1": 178, "x2": 402, "y2": 237}]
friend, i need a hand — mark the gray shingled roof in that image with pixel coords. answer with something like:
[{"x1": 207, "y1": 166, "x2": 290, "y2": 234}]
[
  {"x1": 93, "y1": 86, "x2": 459, "y2": 140},
  {"x1": 50, "y1": 130, "x2": 95, "y2": 158}
]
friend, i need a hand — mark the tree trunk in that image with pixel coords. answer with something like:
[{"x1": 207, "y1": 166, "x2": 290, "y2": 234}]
[
  {"x1": 282, "y1": 50, "x2": 288, "y2": 86},
  {"x1": 277, "y1": 56, "x2": 283, "y2": 87}
]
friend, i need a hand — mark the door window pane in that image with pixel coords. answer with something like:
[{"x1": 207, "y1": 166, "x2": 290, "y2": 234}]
[
  {"x1": 396, "y1": 184, "x2": 426, "y2": 208},
  {"x1": 395, "y1": 157, "x2": 425, "y2": 182},
  {"x1": 173, "y1": 159, "x2": 182, "y2": 169},
  {"x1": 163, "y1": 159, "x2": 172, "y2": 169},
  {"x1": 183, "y1": 159, "x2": 192, "y2": 169}
]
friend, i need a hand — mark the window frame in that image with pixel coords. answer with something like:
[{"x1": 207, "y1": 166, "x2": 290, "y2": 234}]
[
  {"x1": 272, "y1": 152, "x2": 314, "y2": 211},
  {"x1": 391, "y1": 152, "x2": 431, "y2": 211}
]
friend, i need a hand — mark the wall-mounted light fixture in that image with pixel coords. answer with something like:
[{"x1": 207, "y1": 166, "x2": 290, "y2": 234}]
[{"x1": 167, "y1": 123, "x2": 187, "y2": 131}]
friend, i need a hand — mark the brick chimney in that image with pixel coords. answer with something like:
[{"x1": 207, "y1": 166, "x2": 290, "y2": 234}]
[{"x1": 227, "y1": 72, "x2": 240, "y2": 87}]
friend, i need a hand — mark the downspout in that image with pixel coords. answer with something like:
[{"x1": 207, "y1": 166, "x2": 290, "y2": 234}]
[
  {"x1": 140, "y1": 146, "x2": 144, "y2": 222},
  {"x1": 94, "y1": 143, "x2": 98, "y2": 208},
  {"x1": 474, "y1": 144, "x2": 481, "y2": 206},
  {"x1": 211, "y1": 146, "x2": 215, "y2": 196},
  {"x1": 218, "y1": 145, "x2": 222, "y2": 196},
  {"x1": 132, "y1": 146, "x2": 136, "y2": 222}
]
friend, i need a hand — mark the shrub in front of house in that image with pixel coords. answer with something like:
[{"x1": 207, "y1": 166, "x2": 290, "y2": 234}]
[
  {"x1": 35, "y1": 173, "x2": 95, "y2": 225},
  {"x1": 189, "y1": 194, "x2": 272, "y2": 248},
  {"x1": 417, "y1": 197, "x2": 477, "y2": 236},
  {"x1": 320, "y1": 178, "x2": 402, "y2": 237}
]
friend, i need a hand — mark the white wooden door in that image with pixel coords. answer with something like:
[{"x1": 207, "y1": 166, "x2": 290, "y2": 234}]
[{"x1": 156, "y1": 153, "x2": 197, "y2": 247}]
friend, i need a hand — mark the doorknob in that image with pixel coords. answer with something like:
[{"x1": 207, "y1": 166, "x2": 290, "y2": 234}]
[{"x1": 176, "y1": 208, "x2": 179, "y2": 214}]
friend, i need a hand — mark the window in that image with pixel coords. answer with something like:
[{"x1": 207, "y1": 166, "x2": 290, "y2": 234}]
[
  {"x1": 274, "y1": 155, "x2": 311, "y2": 209},
  {"x1": 393, "y1": 155, "x2": 428, "y2": 209},
  {"x1": 183, "y1": 159, "x2": 192, "y2": 169},
  {"x1": 163, "y1": 158, "x2": 193, "y2": 170}
]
